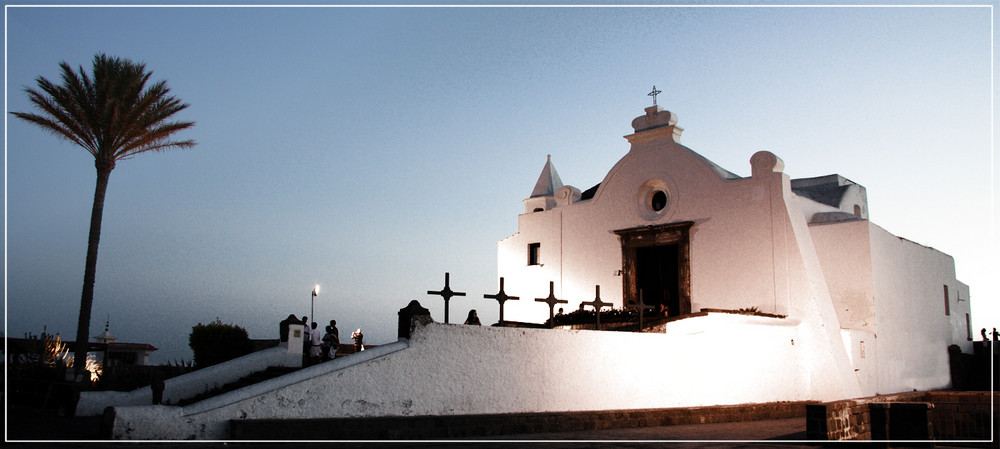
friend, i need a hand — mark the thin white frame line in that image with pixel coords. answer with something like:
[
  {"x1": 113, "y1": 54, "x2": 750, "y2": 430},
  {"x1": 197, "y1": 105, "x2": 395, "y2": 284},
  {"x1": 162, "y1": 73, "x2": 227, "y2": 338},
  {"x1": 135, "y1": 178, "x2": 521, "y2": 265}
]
[{"x1": 1, "y1": 3, "x2": 997, "y2": 8}]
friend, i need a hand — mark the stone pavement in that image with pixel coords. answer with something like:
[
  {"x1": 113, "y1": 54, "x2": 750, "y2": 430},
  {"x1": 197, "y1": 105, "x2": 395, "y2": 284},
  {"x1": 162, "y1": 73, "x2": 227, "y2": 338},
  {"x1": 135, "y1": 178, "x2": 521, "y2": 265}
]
[
  {"x1": 7, "y1": 407, "x2": 988, "y2": 448},
  {"x1": 230, "y1": 401, "x2": 814, "y2": 440},
  {"x1": 7, "y1": 419, "x2": 988, "y2": 449},
  {"x1": 5, "y1": 417, "x2": 818, "y2": 448},
  {"x1": 486, "y1": 416, "x2": 809, "y2": 442},
  {"x1": 5, "y1": 403, "x2": 811, "y2": 447}
]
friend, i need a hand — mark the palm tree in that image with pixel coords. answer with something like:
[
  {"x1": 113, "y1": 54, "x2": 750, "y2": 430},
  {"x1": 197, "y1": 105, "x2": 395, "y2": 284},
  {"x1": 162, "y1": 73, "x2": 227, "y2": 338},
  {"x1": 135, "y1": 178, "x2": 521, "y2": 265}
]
[{"x1": 12, "y1": 53, "x2": 196, "y2": 382}]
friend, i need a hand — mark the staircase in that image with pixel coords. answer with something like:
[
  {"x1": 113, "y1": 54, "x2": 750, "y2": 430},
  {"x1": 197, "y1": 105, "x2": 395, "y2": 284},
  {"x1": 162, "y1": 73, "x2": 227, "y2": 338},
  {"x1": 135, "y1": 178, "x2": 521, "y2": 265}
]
[{"x1": 175, "y1": 366, "x2": 298, "y2": 406}]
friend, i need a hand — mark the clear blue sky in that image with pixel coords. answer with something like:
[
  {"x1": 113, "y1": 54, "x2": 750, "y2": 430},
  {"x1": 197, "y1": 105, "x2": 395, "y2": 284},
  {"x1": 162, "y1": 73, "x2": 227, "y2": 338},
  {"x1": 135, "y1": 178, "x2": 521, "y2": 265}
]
[{"x1": 4, "y1": 3, "x2": 996, "y2": 364}]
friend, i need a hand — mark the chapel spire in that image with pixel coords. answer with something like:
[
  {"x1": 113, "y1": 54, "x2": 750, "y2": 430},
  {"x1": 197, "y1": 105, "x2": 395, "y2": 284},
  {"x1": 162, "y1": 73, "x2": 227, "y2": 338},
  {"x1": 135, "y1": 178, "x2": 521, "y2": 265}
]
[
  {"x1": 529, "y1": 154, "x2": 563, "y2": 199},
  {"x1": 523, "y1": 155, "x2": 565, "y2": 214}
]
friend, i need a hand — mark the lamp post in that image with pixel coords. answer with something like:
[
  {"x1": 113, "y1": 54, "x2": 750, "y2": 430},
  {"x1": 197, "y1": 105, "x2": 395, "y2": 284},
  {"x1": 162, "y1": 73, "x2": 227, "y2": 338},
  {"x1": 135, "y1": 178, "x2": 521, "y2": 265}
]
[{"x1": 311, "y1": 285, "x2": 319, "y2": 326}]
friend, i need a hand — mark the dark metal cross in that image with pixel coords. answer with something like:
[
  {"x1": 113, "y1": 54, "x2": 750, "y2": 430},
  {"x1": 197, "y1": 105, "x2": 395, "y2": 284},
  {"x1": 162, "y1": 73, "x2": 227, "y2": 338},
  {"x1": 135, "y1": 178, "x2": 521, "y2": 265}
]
[
  {"x1": 648, "y1": 85, "x2": 662, "y2": 107},
  {"x1": 483, "y1": 276, "x2": 519, "y2": 324},
  {"x1": 579, "y1": 285, "x2": 612, "y2": 330},
  {"x1": 535, "y1": 281, "x2": 568, "y2": 328},
  {"x1": 627, "y1": 289, "x2": 656, "y2": 332},
  {"x1": 427, "y1": 272, "x2": 466, "y2": 324}
]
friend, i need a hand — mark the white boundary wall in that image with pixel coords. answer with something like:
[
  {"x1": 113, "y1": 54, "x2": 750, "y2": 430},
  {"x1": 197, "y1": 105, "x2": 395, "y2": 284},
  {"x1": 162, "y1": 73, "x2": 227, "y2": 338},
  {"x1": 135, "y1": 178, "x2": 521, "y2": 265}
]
[
  {"x1": 110, "y1": 312, "x2": 855, "y2": 440},
  {"x1": 77, "y1": 324, "x2": 305, "y2": 416}
]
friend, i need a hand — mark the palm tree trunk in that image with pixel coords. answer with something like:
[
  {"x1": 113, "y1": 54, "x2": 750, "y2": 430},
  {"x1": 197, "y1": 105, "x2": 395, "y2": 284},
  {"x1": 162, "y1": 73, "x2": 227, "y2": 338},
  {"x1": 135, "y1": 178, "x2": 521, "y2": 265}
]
[{"x1": 72, "y1": 162, "x2": 113, "y2": 383}]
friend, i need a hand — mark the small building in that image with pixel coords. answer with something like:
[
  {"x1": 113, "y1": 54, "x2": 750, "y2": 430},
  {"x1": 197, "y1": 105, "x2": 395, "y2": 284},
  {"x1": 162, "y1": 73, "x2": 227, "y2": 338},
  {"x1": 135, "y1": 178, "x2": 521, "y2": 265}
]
[
  {"x1": 497, "y1": 102, "x2": 973, "y2": 396},
  {"x1": 92, "y1": 321, "x2": 158, "y2": 367}
]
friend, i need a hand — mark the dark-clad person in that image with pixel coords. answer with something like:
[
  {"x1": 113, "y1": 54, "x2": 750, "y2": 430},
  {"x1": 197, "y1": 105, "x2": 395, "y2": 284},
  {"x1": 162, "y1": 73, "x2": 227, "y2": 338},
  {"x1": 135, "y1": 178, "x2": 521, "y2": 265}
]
[
  {"x1": 351, "y1": 328, "x2": 364, "y2": 352},
  {"x1": 322, "y1": 324, "x2": 339, "y2": 360}
]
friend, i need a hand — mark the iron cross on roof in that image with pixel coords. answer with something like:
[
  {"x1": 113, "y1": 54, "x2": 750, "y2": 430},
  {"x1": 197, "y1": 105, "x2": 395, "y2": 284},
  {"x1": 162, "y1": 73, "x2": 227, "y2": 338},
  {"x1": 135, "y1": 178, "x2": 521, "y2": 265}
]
[
  {"x1": 580, "y1": 285, "x2": 612, "y2": 330},
  {"x1": 535, "y1": 281, "x2": 568, "y2": 328},
  {"x1": 648, "y1": 85, "x2": 662, "y2": 107},
  {"x1": 427, "y1": 272, "x2": 466, "y2": 324},
  {"x1": 484, "y1": 277, "x2": 519, "y2": 324}
]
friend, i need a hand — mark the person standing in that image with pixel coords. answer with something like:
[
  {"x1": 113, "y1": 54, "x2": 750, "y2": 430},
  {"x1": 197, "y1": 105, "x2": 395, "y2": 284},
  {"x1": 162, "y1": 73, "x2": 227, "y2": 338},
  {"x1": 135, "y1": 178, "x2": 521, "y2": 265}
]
[
  {"x1": 351, "y1": 328, "x2": 364, "y2": 352},
  {"x1": 464, "y1": 310, "x2": 481, "y2": 325},
  {"x1": 322, "y1": 324, "x2": 338, "y2": 361},
  {"x1": 309, "y1": 322, "x2": 323, "y2": 363},
  {"x1": 321, "y1": 325, "x2": 331, "y2": 361},
  {"x1": 328, "y1": 320, "x2": 340, "y2": 359}
]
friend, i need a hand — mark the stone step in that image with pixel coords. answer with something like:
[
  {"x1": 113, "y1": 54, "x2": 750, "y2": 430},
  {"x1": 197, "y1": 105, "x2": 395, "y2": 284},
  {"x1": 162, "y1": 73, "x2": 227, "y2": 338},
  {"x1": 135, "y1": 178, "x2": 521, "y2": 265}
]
[{"x1": 175, "y1": 366, "x2": 298, "y2": 406}]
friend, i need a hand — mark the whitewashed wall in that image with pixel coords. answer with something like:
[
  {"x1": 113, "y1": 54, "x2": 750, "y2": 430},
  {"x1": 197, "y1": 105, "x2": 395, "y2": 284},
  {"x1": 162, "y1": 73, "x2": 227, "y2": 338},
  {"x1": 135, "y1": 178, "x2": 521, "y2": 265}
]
[
  {"x1": 110, "y1": 311, "x2": 856, "y2": 440},
  {"x1": 498, "y1": 144, "x2": 803, "y2": 322},
  {"x1": 808, "y1": 219, "x2": 878, "y2": 334},
  {"x1": 868, "y1": 223, "x2": 972, "y2": 393},
  {"x1": 840, "y1": 328, "x2": 878, "y2": 396}
]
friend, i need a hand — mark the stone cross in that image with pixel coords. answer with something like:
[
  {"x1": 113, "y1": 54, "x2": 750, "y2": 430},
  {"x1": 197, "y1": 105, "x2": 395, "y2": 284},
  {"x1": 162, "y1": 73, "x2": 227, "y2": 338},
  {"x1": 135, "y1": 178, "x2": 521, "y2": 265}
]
[
  {"x1": 579, "y1": 285, "x2": 612, "y2": 330},
  {"x1": 427, "y1": 272, "x2": 466, "y2": 324},
  {"x1": 627, "y1": 289, "x2": 656, "y2": 331},
  {"x1": 648, "y1": 85, "x2": 662, "y2": 107},
  {"x1": 483, "y1": 277, "x2": 519, "y2": 323},
  {"x1": 535, "y1": 281, "x2": 568, "y2": 328}
]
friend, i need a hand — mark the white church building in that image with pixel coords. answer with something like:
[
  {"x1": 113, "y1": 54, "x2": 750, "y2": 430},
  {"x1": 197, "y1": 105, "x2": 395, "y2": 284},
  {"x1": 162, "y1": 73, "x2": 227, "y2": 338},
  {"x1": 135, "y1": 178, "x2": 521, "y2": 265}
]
[
  {"x1": 91, "y1": 100, "x2": 977, "y2": 440},
  {"x1": 498, "y1": 102, "x2": 973, "y2": 397}
]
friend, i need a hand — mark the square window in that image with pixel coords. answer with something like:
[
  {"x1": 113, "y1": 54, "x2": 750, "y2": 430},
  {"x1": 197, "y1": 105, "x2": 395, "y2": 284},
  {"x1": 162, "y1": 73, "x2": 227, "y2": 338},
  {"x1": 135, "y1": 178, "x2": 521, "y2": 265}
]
[{"x1": 528, "y1": 243, "x2": 541, "y2": 266}]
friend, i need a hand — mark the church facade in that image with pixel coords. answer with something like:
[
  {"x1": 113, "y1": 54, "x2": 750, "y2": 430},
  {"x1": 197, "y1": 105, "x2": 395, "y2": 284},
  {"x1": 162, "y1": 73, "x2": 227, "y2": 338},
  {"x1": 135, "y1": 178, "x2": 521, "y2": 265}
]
[{"x1": 497, "y1": 103, "x2": 973, "y2": 396}]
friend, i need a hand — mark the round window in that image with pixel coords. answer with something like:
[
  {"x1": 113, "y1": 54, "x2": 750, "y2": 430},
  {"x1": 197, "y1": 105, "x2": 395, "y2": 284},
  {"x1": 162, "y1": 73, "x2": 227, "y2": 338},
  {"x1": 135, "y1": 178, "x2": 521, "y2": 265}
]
[
  {"x1": 651, "y1": 190, "x2": 667, "y2": 211},
  {"x1": 636, "y1": 178, "x2": 675, "y2": 222}
]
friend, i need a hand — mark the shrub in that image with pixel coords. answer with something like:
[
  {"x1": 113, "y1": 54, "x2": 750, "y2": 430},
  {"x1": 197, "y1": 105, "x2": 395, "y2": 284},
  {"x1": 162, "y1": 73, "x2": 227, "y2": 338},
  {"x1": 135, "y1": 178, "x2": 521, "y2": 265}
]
[
  {"x1": 547, "y1": 307, "x2": 643, "y2": 327},
  {"x1": 188, "y1": 318, "x2": 253, "y2": 368}
]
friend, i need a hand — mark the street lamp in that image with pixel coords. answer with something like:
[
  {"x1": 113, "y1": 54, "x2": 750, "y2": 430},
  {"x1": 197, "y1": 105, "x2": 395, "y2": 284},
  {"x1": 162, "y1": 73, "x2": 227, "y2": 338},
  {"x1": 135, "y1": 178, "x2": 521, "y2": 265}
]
[{"x1": 311, "y1": 285, "x2": 319, "y2": 327}]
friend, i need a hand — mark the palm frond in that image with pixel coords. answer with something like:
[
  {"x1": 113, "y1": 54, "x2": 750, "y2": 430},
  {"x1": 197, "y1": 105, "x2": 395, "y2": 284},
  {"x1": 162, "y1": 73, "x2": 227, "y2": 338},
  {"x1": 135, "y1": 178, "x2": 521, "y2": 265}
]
[{"x1": 12, "y1": 53, "x2": 196, "y2": 166}]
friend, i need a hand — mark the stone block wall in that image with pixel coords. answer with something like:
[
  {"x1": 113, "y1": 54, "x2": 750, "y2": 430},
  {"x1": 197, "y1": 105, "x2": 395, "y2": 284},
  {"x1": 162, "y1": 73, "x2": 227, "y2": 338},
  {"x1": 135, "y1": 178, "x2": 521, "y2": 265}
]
[
  {"x1": 807, "y1": 392, "x2": 925, "y2": 440},
  {"x1": 806, "y1": 391, "x2": 998, "y2": 441},
  {"x1": 806, "y1": 399, "x2": 872, "y2": 440}
]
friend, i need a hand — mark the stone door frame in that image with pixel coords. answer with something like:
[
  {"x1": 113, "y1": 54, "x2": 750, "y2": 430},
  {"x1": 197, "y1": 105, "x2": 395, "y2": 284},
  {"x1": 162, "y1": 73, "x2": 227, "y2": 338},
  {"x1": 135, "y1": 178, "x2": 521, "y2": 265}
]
[{"x1": 614, "y1": 221, "x2": 693, "y2": 317}]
